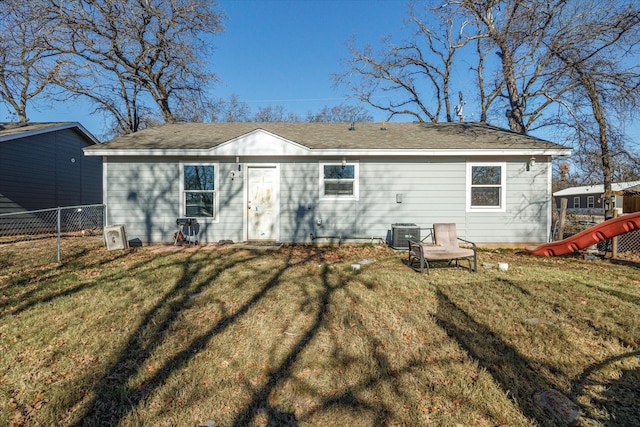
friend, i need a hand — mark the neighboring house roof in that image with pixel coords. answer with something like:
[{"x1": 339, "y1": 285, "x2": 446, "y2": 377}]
[
  {"x1": 83, "y1": 121, "x2": 571, "y2": 157},
  {"x1": 0, "y1": 122, "x2": 100, "y2": 145},
  {"x1": 623, "y1": 184, "x2": 640, "y2": 196},
  {"x1": 553, "y1": 181, "x2": 640, "y2": 197}
]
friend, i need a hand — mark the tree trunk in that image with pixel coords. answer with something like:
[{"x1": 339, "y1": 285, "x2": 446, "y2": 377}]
[
  {"x1": 499, "y1": 46, "x2": 526, "y2": 134},
  {"x1": 158, "y1": 98, "x2": 175, "y2": 124},
  {"x1": 580, "y1": 72, "x2": 614, "y2": 220},
  {"x1": 16, "y1": 108, "x2": 29, "y2": 124}
]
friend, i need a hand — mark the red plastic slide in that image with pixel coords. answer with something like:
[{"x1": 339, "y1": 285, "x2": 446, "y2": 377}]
[{"x1": 525, "y1": 211, "x2": 640, "y2": 256}]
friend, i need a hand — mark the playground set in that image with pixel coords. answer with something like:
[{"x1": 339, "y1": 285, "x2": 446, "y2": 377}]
[{"x1": 525, "y1": 211, "x2": 640, "y2": 256}]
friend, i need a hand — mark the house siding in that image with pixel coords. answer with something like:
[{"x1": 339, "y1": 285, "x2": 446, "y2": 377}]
[
  {"x1": 555, "y1": 195, "x2": 604, "y2": 213},
  {"x1": 105, "y1": 159, "x2": 181, "y2": 242},
  {"x1": 466, "y1": 159, "x2": 550, "y2": 243},
  {"x1": 105, "y1": 158, "x2": 246, "y2": 243},
  {"x1": 0, "y1": 127, "x2": 102, "y2": 213},
  {"x1": 104, "y1": 155, "x2": 550, "y2": 245},
  {"x1": 1, "y1": 132, "x2": 56, "y2": 211}
]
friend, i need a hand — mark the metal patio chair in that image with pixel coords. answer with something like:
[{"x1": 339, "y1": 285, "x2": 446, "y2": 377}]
[{"x1": 408, "y1": 223, "x2": 477, "y2": 274}]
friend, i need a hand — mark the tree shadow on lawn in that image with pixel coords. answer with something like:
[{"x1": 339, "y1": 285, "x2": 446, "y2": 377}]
[
  {"x1": 571, "y1": 350, "x2": 640, "y2": 426},
  {"x1": 61, "y1": 245, "x2": 638, "y2": 426},
  {"x1": 434, "y1": 286, "x2": 640, "y2": 427},
  {"x1": 609, "y1": 257, "x2": 640, "y2": 270},
  {"x1": 231, "y1": 263, "x2": 424, "y2": 427},
  {"x1": 580, "y1": 278, "x2": 640, "y2": 309},
  {"x1": 70, "y1": 248, "x2": 262, "y2": 426},
  {"x1": 72, "y1": 247, "x2": 375, "y2": 426},
  {"x1": 433, "y1": 288, "x2": 559, "y2": 426},
  {"x1": 70, "y1": 245, "x2": 426, "y2": 427},
  {"x1": 0, "y1": 248, "x2": 131, "y2": 319}
]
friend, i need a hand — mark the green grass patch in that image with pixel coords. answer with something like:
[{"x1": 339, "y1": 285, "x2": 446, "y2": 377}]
[{"x1": 1, "y1": 241, "x2": 639, "y2": 426}]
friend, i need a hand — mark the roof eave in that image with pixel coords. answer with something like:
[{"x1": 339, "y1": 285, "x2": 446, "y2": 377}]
[
  {"x1": 0, "y1": 122, "x2": 101, "y2": 145},
  {"x1": 84, "y1": 147, "x2": 572, "y2": 157}
]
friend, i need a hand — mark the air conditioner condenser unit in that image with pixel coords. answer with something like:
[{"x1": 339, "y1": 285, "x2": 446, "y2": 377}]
[{"x1": 391, "y1": 223, "x2": 420, "y2": 249}]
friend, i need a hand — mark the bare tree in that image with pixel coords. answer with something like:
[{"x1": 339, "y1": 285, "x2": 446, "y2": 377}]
[
  {"x1": 306, "y1": 104, "x2": 373, "y2": 122},
  {"x1": 337, "y1": 0, "x2": 567, "y2": 130},
  {"x1": 43, "y1": 0, "x2": 224, "y2": 133},
  {"x1": 469, "y1": 20, "x2": 502, "y2": 123},
  {"x1": 209, "y1": 95, "x2": 373, "y2": 124},
  {"x1": 337, "y1": 0, "x2": 640, "y2": 208},
  {"x1": 0, "y1": 0, "x2": 62, "y2": 123},
  {"x1": 209, "y1": 94, "x2": 252, "y2": 123},
  {"x1": 253, "y1": 105, "x2": 301, "y2": 122},
  {"x1": 459, "y1": 0, "x2": 572, "y2": 133},
  {"x1": 545, "y1": 0, "x2": 640, "y2": 218},
  {"x1": 566, "y1": 121, "x2": 640, "y2": 184},
  {"x1": 335, "y1": 2, "x2": 471, "y2": 122}
]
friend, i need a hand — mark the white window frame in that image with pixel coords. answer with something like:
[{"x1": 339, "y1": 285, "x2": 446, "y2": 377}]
[
  {"x1": 319, "y1": 161, "x2": 359, "y2": 201},
  {"x1": 466, "y1": 162, "x2": 507, "y2": 212},
  {"x1": 587, "y1": 196, "x2": 594, "y2": 208},
  {"x1": 573, "y1": 197, "x2": 580, "y2": 208},
  {"x1": 179, "y1": 161, "x2": 219, "y2": 221}
]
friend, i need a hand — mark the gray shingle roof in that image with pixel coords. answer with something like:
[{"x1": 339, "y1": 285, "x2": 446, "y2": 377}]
[
  {"x1": 84, "y1": 121, "x2": 569, "y2": 151},
  {"x1": 0, "y1": 122, "x2": 99, "y2": 144}
]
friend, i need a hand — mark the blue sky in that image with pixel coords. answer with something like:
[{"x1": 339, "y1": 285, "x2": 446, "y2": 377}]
[
  {"x1": 214, "y1": 0, "x2": 408, "y2": 111},
  {"x1": 27, "y1": 0, "x2": 411, "y2": 138},
  {"x1": 20, "y1": 0, "x2": 640, "y2": 146}
]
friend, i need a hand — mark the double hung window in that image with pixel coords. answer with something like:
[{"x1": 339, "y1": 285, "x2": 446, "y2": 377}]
[
  {"x1": 182, "y1": 164, "x2": 216, "y2": 218},
  {"x1": 467, "y1": 163, "x2": 506, "y2": 212},
  {"x1": 320, "y1": 162, "x2": 359, "y2": 200}
]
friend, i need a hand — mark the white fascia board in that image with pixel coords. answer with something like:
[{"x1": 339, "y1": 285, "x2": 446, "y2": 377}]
[
  {"x1": 1, "y1": 122, "x2": 101, "y2": 145},
  {"x1": 84, "y1": 147, "x2": 572, "y2": 157},
  {"x1": 302, "y1": 148, "x2": 572, "y2": 157},
  {"x1": 72, "y1": 122, "x2": 102, "y2": 145}
]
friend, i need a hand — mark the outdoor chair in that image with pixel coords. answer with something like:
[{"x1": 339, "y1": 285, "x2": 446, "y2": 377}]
[{"x1": 407, "y1": 223, "x2": 477, "y2": 274}]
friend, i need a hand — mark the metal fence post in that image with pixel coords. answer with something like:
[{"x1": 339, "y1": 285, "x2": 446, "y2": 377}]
[
  {"x1": 0, "y1": 204, "x2": 105, "y2": 263},
  {"x1": 611, "y1": 209, "x2": 619, "y2": 259},
  {"x1": 57, "y1": 207, "x2": 61, "y2": 263}
]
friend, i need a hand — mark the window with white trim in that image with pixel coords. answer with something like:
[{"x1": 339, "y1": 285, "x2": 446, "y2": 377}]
[
  {"x1": 320, "y1": 162, "x2": 359, "y2": 200},
  {"x1": 467, "y1": 163, "x2": 506, "y2": 211},
  {"x1": 181, "y1": 163, "x2": 217, "y2": 218},
  {"x1": 587, "y1": 196, "x2": 594, "y2": 208},
  {"x1": 573, "y1": 197, "x2": 580, "y2": 208}
]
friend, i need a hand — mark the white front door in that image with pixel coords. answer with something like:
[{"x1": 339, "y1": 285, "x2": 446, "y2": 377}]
[{"x1": 247, "y1": 166, "x2": 279, "y2": 241}]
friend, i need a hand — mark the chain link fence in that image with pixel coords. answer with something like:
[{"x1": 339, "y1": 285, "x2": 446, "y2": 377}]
[
  {"x1": 555, "y1": 213, "x2": 640, "y2": 259},
  {"x1": 0, "y1": 204, "x2": 105, "y2": 263},
  {"x1": 597, "y1": 229, "x2": 640, "y2": 255},
  {"x1": 615, "y1": 230, "x2": 640, "y2": 253}
]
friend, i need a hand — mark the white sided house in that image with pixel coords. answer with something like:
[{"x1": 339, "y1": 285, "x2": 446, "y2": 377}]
[{"x1": 83, "y1": 122, "x2": 571, "y2": 247}]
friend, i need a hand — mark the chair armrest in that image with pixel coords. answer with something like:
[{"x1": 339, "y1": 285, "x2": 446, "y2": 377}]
[
  {"x1": 457, "y1": 237, "x2": 477, "y2": 252},
  {"x1": 408, "y1": 239, "x2": 423, "y2": 252}
]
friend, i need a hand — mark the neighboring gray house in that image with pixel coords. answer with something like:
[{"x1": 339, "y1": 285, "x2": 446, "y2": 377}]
[
  {"x1": 0, "y1": 122, "x2": 103, "y2": 213},
  {"x1": 553, "y1": 181, "x2": 640, "y2": 216},
  {"x1": 84, "y1": 122, "x2": 571, "y2": 247}
]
